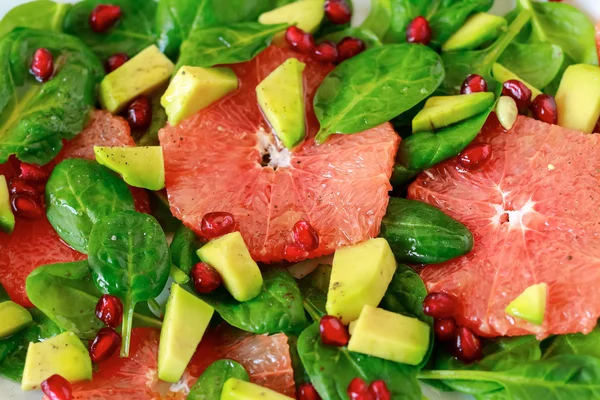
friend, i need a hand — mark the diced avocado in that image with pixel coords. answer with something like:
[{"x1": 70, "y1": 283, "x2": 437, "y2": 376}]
[
  {"x1": 197, "y1": 232, "x2": 263, "y2": 302},
  {"x1": 326, "y1": 238, "x2": 396, "y2": 324},
  {"x1": 221, "y1": 378, "x2": 291, "y2": 400},
  {"x1": 442, "y1": 13, "x2": 507, "y2": 52},
  {"x1": 21, "y1": 331, "x2": 92, "y2": 391},
  {"x1": 505, "y1": 283, "x2": 547, "y2": 325},
  {"x1": 94, "y1": 146, "x2": 165, "y2": 190},
  {"x1": 256, "y1": 58, "x2": 306, "y2": 149},
  {"x1": 0, "y1": 301, "x2": 32, "y2": 338},
  {"x1": 259, "y1": 0, "x2": 325, "y2": 34},
  {"x1": 161, "y1": 66, "x2": 238, "y2": 126},
  {"x1": 496, "y1": 96, "x2": 518, "y2": 131},
  {"x1": 412, "y1": 92, "x2": 495, "y2": 133},
  {"x1": 158, "y1": 283, "x2": 214, "y2": 383},
  {"x1": 0, "y1": 175, "x2": 15, "y2": 234},
  {"x1": 556, "y1": 64, "x2": 600, "y2": 134},
  {"x1": 99, "y1": 45, "x2": 174, "y2": 113},
  {"x1": 492, "y1": 63, "x2": 542, "y2": 99},
  {"x1": 347, "y1": 305, "x2": 430, "y2": 365}
]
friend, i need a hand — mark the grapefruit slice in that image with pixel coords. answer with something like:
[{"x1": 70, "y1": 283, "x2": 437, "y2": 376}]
[
  {"x1": 408, "y1": 116, "x2": 600, "y2": 338},
  {"x1": 159, "y1": 46, "x2": 399, "y2": 262}
]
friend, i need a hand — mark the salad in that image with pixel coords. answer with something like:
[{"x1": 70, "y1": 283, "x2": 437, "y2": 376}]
[{"x1": 1, "y1": 0, "x2": 600, "y2": 399}]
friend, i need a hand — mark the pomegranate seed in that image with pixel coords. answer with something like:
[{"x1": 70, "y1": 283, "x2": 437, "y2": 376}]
[
  {"x1": 313, "y1": 41, "x2": 338, "y2": 63},
  {"x1": 9, "y1": 177, "x2": 44, "y2": 195},
  {"x1": 434, "y1": 318, "x2": 457, "y2": 342},
  {"x1": 284, "y1": 243, "x2": 309, "y2": 262},
  {"x1": 319, "y1": 315, "x2": 349, "y2": 346},
  {"x1": 285, "y1": 26, "x2": 315, "y2": 54},
  {"x1": 458, "y1": 143, "x2": 492, "y2": 170},
  {"x1": 369, "y1": 380, "x2": 391, "y2": 400},
  {"x1": 502, "y1": 80, "x2": 532, "y2": 112},
  {"x1": 423, "y1": 292, "x2": 458, "y2": 319},
  {"x1": 191, "y1": 262, "x2": 222, "y2": 294},
  {"x1": 30, "y1": 48, "x2": 54, "y2": 82},
  {"x1": 41, "y1": 374, "x2": 72, "y2": 400},
  {"x1": 454, "y1": 326, "x2": 483, "y2": 363},
  {"x1": 20, "y1": 162, "x2": 49, "y2": 181},
  {"x1": 348, "y1": 378, "x2": 374, "y2": 400},
  {"x1": 406, "y1": 16, "x2": 431, "y2": 45},
  {"x1": 95, "y1": 294, "x2": 123, "y2": 328},
  {"x1": 460, "y1": 74, "x2": 488, "y2": 94},
  {"x1": 90, "y1": 327, "x2": 121, "y2": 363},
  {"x1": 200, "y1": 211, "x2": 235, "y2": 240},
  {"x1": 481, "y1": 112, "x2": 503, "y2": 135},
  {"x1": 89, "y1": 4, "x2": 122, "y2": 33},
  {"x1": 292, "y1": 220, "x2": 319, "y2": 251},
  {"x1": 337, "y1": 37, "x2": 366, "y2": 63},
  {"x1": 11, "y1": 193, "x2": 44, "y2": 219},
  {"x1": 297, "y1": 383, "x2": 321, "y2": 400},
  {"x1": 324, "y1": 0, "x2": 352, "y2": 25},
  {"x1": 105, "y1": 53, "x2": 128, "y2": 73},
  {"x1": 127, "y1": 96, "x2": 152, "y2": 129},
  {"x1": 530, "y1": 94, "x2": 558, "y2": 125}
]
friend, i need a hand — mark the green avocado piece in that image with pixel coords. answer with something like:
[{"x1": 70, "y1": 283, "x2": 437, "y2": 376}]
[
  {"x1": 256, "y1": 58, "x2": 306, "y2": 149},
  {"x1": 0, "y1": 301, "x2": 32, "y2": 338},
  {"x1": 412, "y1": 92, "x2": 495, "y2": 133},
  {"x1": 158, "y1": 283, "x2": 214, "y2": 383},
  {"x1": 94, "y1": 146, "x2": 165, "y2": 191},
  {"x1": 221, "y1": 378, "x2": 292, "y2": 400},
  {"x1": 556, "y1": 64, "x2": 600, "y2": 133},
  {"x1": 259, "y1": 0, "x2": 325, "y2": 34},
  {"x1": 442, "y1": 13, "x2": 507, "y2": 52},
  {"x1": 492, "y1": 63, "x2": 542, "y2": 99},
  {"x1": 505, "y1": 283, "x2": 547, "y2": 326},
  {"x1": 0, "y1": 175, "x2": 15, "y2": 234}
]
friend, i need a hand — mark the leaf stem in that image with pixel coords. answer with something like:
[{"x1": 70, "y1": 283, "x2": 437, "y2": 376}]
[
  {"x1": 418, "y1": 369, "x2": 500, "y2": 382},
  {"x1": 120, "y1": 295, "x2": 135, "y2": 357},
  {"x1": 485, "y1": 9, "x2": 532, "y2": 66},
  {"x1": 518, "y1": 0, "x2": 547, "y2": 42}
]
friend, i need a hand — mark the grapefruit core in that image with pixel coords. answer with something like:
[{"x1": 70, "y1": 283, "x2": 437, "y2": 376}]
[{"x1": 159, "y1": 46, "x2": 399, "y2": 263}]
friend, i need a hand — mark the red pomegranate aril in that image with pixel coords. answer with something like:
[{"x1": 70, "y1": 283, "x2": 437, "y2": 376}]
[
  {"x1": 313, "y1": 41, "x2": 338, "y2": 63},
  {"x1": 41, "y1": 374, "x2": 72, "y2": 400},
  {"x1": 127, "y1": 96, "x2": 152, "y2": 129},
  {"x1": 348, "y1": 378, "x2": 374, "y2": 400},
  {"x1": 297, "y1": 383, "x2": 322, "y2": 400},
  {"x1": 11, "y1": 193, "x2": 44, "y2": 219},
  {"x1": 292, "y1": 220, "x2": 320, "y2": 251},
  {"x1": 89, "y1": 4, "x2": 122, "y2": 33},
  {"x1": 324, "y1": 0, "x2": 352, "y2": 25},
  {"x1": 20, "y1": 162, "x2": 49, "y2": 181},
  {"x1": 90, "y1": 327, "x2": 121, "y2": 363},
  {"x1": 369, "y1": 380, "x2": 391, "y2": 400},
  {"x1": 30, "y1": 48, "x2": 54, "y2": 82},
  {"x1": 9, "y1": 177, "x2": 43, "y2": 195},
  {"x1": 454, "y1": 326, "x2": 483, "y2": 363},
  {"x1": 434, "y1": 318, "x2": 457, "y2": 342},
  {"x1": 284, "y1": 243, "x2": 309, "y2": 262},
  {"x1": 406, "y1": 16, "x2": 431, "y2": 45},
  {"x1": 105, "y1": 53, "x2": 128, "y2": 73},
  {"x1": 200, "y1": 211, "x2": 236, "y2": 240},
  {"x1": 423, "y1": 292, "x2": 458, "y2": 319},
  {"x1": 285, "y1": 26, "x2": 315, "y2": 54},
  {"x1": 319, "y1": 315, "x2": 349, "y2": 346},
  {"x1": 460, "y1": 74, "x2": 488, "y2": 94},
  {"x1": 191, "y1": 262, "x2": 222, "y2": 294},
  {"x1": 337, "y1": 37, "x2": 366, "y2": 63},
  {"x1": 530, "y1": 94, "x2": 558, "y2": 125},
  {"x1": 502, "y1": 80, "x2": 532, "y2": 112},
  {"x1": 95, "y1": 294, "x2": 123, "y2": 327},
  {"x1": 458, "y1": 143, "x2": 492, "y2": 170}
]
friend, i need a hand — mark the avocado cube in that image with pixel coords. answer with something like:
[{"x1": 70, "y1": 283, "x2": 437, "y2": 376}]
[
  {"x1": 99, "y1": 45, "x2": 174, "y2": 113},
  {"x1": 197, "y1": 232, "x2": 263, "y2": 302},
  {"x1": 22, "y1": 331, "x2": 92, "y2": 391},
  {"x1": 94, "y1": 146, "x2": 165, "y2": 191},
  {"x1": 259, "y1": 0, "x2": 325, "y2": 34},
  {"x1": 221, "y1": 378, "x2": 292, "y2": 400},
  {"x1": 161, "y1": 66, "x2": 238, "y2": 126},
  {"x1": 257, "y1": 58, "x2": 306, "y2": 149},
  {"x1": 492, "y1": 63, "x2": 542, "y2": 99},
  {"x1": 556, "y1": 64, "x2": 600, "y2": 133},
  {"x1": 0, "y1": 175, "x2": 15, "y2": 234},
  {"x1": 326, "y1": 238, "x2": 396, "y2": 324},
  {"x1": 0, "y1": 301, "x2": 32, "y2": 338},
  {"x1": 158, "y1": 283, "x2": 214, "y2": 383},
  {"x1": 442, "y1": 13, "x2": 507, "y2": 52},
  {"x1": 505, "y1": 283, "x2": 547, "y2": 325}
]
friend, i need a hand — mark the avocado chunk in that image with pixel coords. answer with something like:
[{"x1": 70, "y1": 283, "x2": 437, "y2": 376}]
[
  {"x1": 197, "y1": 232, "x2": 263, "y2": 302},
  {"x1": 496, "y1": 96, "x2": 518, "y2": 131},
  {"x1": 256, "y1": 58, "x2": 306, "y2": 149},
  {"x1": 556, "y1": 64, "x2": 600, "y2": 134},
  {"x1": 348, "y1": 305, "x2": 430, "y2": 365},
  {"x1": 0, "y1": 301, "x2": 32, "y2": 338},
  {"x1": 21, "y1": 331, "x2": 92, "y2": 391},
  {"x1": 221, "y1": 378, "x2": 291, "y2": 400},
  {"x1": 0, "y1": 175, "x2": 15, "y2": 234},
  {"x1": 94, "y1": 146, "x2": 165, "y2": 190},
  {"x1": 326, "y1": 238, "x2": 396, "y2": 324},
  {"x1": 505, "y1": 283, "x2": 547, "y2": 325},
  {"x1": 162, "y1": 66, "x2": 238, "y2": 126},
  {"x1": 100, "y1": 45, "x2": 174, "y2": 113},
  {"x1": 259, "y1": 0, "x2": 325, "y2": 34},
  {"x1": 412, "y1": 92, "x2": 495, "y2": 133},
  {"x1": 158, "y1": 283, "x2": 214, "y2": 383},
  {"x1": 442, "y1": 13, "x2": 507, "y2": 52},
  {"x1": 492, "y1": 63, "x2": 542, "y2": 99}
]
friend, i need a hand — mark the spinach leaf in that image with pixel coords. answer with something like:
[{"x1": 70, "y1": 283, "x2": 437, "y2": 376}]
[
  {"x1": 88, "y1": 210, "x2": 170, "y2": 357},
  {"x1": 298, "y1": 323, "x2": 422, "y2": 400},
  {"x1": 359, "y1": 0, "x2": 392, "y2": 39},
  {"x1": 45, "y1": 159, "x2": 136, "y2": 253},
  {"x1": 321, "y1": 28, "x2": 382, "y2": 49},
  {"x1": 200, "y1": 268, "x2": 307, "y2": 335},
  {"x1": 63, "y1": 0, "x2": 157, "y2": 60},
  {"x1": 390, "y1": 163, "x2": 420, "y2": 189},
  {"x1": 298, "y1": 264, "x2": 331, "y2": 321},
  {"x1": 137, "y1": 88, "x2": 168, "y2": 146},
  {"x1": 0, "y1": 28, "x2": 103, "y2": 165},
  {"x1": 288, "y1": 334, "x2": 310, "y2": 386},
  {"x1": 542, "y1": 326, "x2": 600, "y2": 360},
  {"x1": 314, "y1": 44, "x2": 444, "y2": 143},
  {"x1": 497, "y1": 43, "x2": 564, "y2": 90},
  {"x1": 170, "y1": 224, "x2": 200, "y2": 274},
  {"x1": 0, "y1": 282, "x2": 9, "y2": 302},
  {"x1": 177, "y1": 22, "x2": 287, "y2": 70},
  {"x1": 148, "y1": 190, "x2": 180, "y2": 232},
  {"x1": 0, "y1": 0, "x2": 70, "y2": 38},
  {"x1": 155, "y1": 0, "x2": 199, "y2": 59},
  {"x1": 380, "y1": 198, "x2": 474, "y2": 264},
  {"x1": 188, "y1": 359, "x2": 249, "y2": 400}
]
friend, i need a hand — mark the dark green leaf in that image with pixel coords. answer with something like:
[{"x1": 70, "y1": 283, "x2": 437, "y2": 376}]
[
  {"x1": 542, "y1": 326, "x2": 600, "y2": 360},
  {"x1": 298, "y1": 264, "x2": 331, "y2": 321},
  {"x1": 0, "y1": 283, "x2": 9, "y2": 302},
  {"x1": 170, "y1": 224, "x2": 200, "y2": 274},
  {"x1": 288, "y1": 334, "x2": 310, "y2": 386},
  {"x1": 45, "y1": 159, "x2": 136, "y2": 253},
  {"x1": 137, "y1": 88, "x2": 168, "y2": 146},
  {"x1": 0, "y1": 0, "x2": 70, "y2": 38},
  {"x1": 390, "y1": 163, "x2": 420, "y2": 189},
  {"x1": 148, "y1": 190, "x2": 180, "y2": 233},
  {"x1": 155, "y1": 0, "x2": 199, "y2": 59},
  {"x1": 187, "y1": 359, "x2": 249, "y2": 400},
  {"x1": 498, "y1": 43, "x2": 564, "y2": 90},
  {"x1": 321, "y1": 28, "x2": 382, "y2": 48}
]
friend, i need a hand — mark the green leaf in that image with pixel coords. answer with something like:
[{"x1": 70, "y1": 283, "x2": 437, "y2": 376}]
[
  {"x1": 0, "y1": 283, "x2": 9, "y2": 302},
  {"x1": 298, "y1": 323, "x2": 422, "y2": 400},
  {"x1": 497, "y1": 43, "x2": 564, "y2": 90},
  {"x1": 148, "y1": 190, "x2": 181, "y2": 232},
  {"x1": 63, "y1": 0, "x2": 157, "y2": 60},
  {"x1": 0, "y1": 0, "x2": 71, "y2": 38},
  {"x1": 187, "y1": 359, "x2": 249, "y2": 400},
  {"x1": 170, "y1": 224, "x2": 200, "y2": 274},
  {"x1": 321, "y1": 28, "x2": 382, "y2": 49},
  {"x1": 0, "y1": 28, "x2": 104, "y2": 165},
  {"x1": 88, "y1": 211, "x2": 170, "y2": 356},
  {"x1": 542, "y1": 326, "x2": 600, "y2": 360},
  {"x1": 298, "y1": 264, "x2": 331, "y2": 321},
  {"x1": 359, "y1": 0, "x2": 392, "y2": 39},
  {"x1": 314, "y1": 44, "x2": 444, "y2": 143},
  {"x1": 390, "y1": 163, "x2": 420, "y2": 189},
  {"x1": 137, "y1": 89, "x2": 168, "y2": 146}
]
